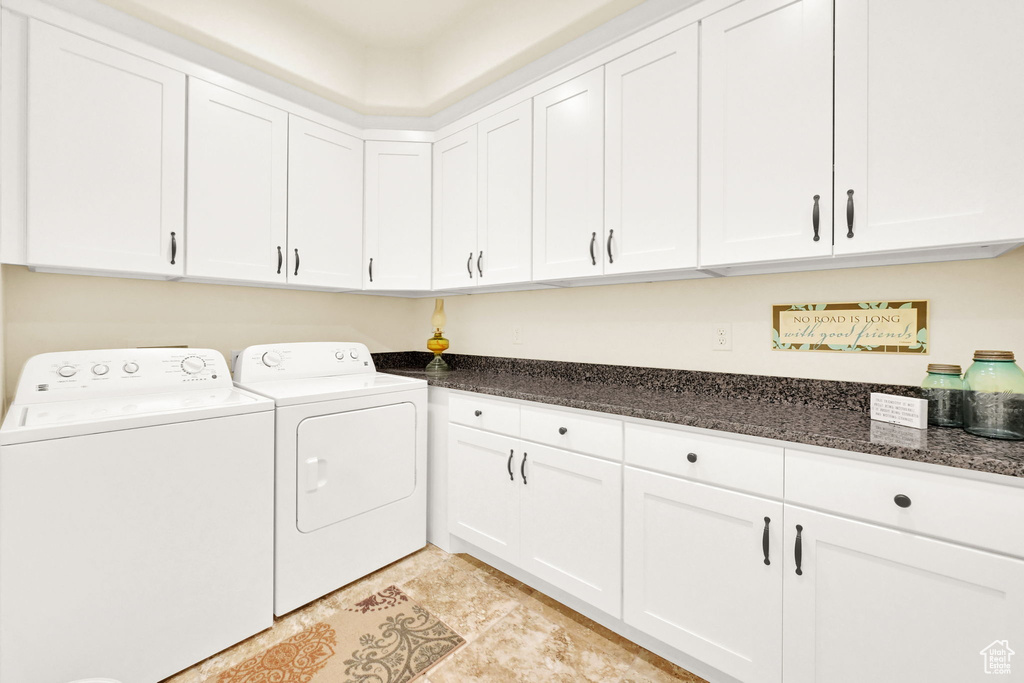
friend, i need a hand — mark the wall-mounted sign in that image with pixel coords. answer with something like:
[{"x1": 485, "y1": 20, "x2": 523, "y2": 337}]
[{"x1": 772, "y1": 300, "x2": 928, "y2": 354}]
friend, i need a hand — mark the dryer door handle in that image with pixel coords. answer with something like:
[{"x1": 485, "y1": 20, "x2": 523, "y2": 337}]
[{"x1": 305, "y1": 457, "x2": 328, "y2": 493}]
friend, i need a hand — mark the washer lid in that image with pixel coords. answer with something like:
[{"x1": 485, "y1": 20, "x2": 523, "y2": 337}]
[
  {"x1": 236, "y1": 372, "x2": 426, "y2": 406},
  {"x1": 0, "y1": 387, "x2": 272, "y2": 445}
]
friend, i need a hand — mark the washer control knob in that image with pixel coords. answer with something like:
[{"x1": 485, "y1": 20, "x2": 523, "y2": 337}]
[
  {"x1": 92, "y1": 364, "x2": 109, "y2": 376},
  {"x1": 181, "y1": 356, "x2": 206, "y2": 375},
  {"x1": 349, "y1": 348, "x2": 359, "y2": 359},
  {"x1": 57, "y1": 365, "x2": 77, "y2": 378},
  {"x1": 335, "y1": 351, "x2": 345, "y2": 360},
  {"x1": 262, "y1": 351, "x2": 282, "y2": 368},
  {"x1": 123, "y1": 362, "x2": 139, "y2": 374}
]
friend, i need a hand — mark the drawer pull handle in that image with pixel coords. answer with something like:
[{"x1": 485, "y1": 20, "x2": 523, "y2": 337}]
[
  {"x1": 762, "y1": 517, "x2": 771, "y2": 566},
  {"x1": 894, "y1": 494, "x2": 912, "y2": 508},
  {"x1": 558, "y1": 427, "x2": 567, "y2": 435},
  {"x1": 474, "y1": 410, "x2": 482, "y2": 417},
  {"x1": 687, "y1": 452, "x2": 698, "y2": 463},
  {"x1": 846, "y1": 189, "x2": 855, "y2": 238},
  {"x1": 507, "y1": 449, "x2": 514, "y2": 481},
  {"x1": 794, "y1": 524, "x2": 804, "y2": 576},
  {"x1": 521, "y1": 452, "x2": 528, "y2": 485},
  {"x1": 812, "y1": 195, "x2": 821, "y2": 242}
]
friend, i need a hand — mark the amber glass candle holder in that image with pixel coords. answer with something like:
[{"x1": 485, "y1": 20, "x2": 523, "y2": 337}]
[{"x1": 426, "y1": 298, "x2": 450, "y2": 373}]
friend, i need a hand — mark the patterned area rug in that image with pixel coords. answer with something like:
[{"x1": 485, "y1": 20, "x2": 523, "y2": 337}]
[{"x1": 210, "y1": 586, "x2": 466, "y2": 683}]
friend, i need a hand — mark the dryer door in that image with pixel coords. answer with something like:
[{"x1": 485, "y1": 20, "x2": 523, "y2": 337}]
[{"x1": 296, "y1": 402, "x2": 416, "y2": 533}]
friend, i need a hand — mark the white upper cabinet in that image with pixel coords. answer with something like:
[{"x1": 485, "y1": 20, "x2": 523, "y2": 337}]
[
  {"x1": 186, "y1": 79, "x2": 288, "y2": 283},
  {"x1": 26, "y1": 20, "x2": 185, "y2": 277},
  {"x1": 605, "y1": 27, "x2": 699, "y2": 275},
  {"x1": 533, "y1": 69, "x2": 605, "y2": 280},
  {"x1": 477, "y1": 101, "x2": 533, "y2": 287},
  {"x1": 287, "y1": 115, "x2": 363, "y2": 290},
  {"x1": 364, "y1": 141, "x2": 432, "y2": 291},
  {"x1": 700, "y1": 0, "x2": 834, "y2": 267},
  {"x1": 834, "y1": 0, "x2": 1024, "y2": 255},
  {"x1": 432, "y1": 127, "x2": 479, "y2": 290}
]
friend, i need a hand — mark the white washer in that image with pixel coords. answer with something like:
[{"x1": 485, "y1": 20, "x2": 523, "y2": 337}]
[
  {"x1": 234, "y1": 342, "x2": 427, "y2": 616},
  {"x1": 0, "y1": 348, "x2": 275, "y2": 683}
]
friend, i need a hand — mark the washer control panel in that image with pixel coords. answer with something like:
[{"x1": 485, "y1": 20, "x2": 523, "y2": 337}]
[
  {"x1": 14, "y1": 348, "x2": 233, "y2": 404},
  {"x1": 234, "y1": 342, "x2": 375, "y2": 383}
]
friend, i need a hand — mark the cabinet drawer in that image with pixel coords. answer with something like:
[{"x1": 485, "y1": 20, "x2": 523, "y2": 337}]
[
  {"x1": 449, "y1": 393, "x2": 520, "y2": 436},
  {"x1": 786, "y1": 450, "x2": 1024, "y2": 558},
  {"x1": 521, "y1": 406, "x2": 623, "y2": 461},
  {"x1": 625, "y1": 423, "x2": 783, "y2": 499}
]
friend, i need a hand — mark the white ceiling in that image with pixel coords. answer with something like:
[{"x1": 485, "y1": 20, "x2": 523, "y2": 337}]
[{"x1": 95, "y1": 0, "x2": 650, "y2": 116}]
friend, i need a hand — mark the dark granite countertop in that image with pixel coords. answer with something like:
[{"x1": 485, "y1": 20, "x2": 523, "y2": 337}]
[{"x1": 374, "y1": 354, "x2": 1024, "y2": 480}]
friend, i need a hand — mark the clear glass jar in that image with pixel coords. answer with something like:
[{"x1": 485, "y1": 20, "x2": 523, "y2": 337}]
[
  {"x1": 921, "y1": 364, "x2": 963, "y2": 427},
  {"x1": 963, "y1": 350, "x2": 1024, "y2": 440}
]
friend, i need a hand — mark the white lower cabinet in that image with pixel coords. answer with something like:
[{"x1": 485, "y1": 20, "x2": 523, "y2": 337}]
[
  {"x1": 782, "y1": 506, "x2": 1024, "y2": 683},
  {"x1": 448, "y1": 401, "x2": 622, "y2": 617},
  {"x1": 520, "y1": 443, "x2": 622, "y2": 617},
  {"x1": 447, "y1": 394, "x2": 1024, "y2": 683},
  {"x1": 624, "y1": 468, "x2": 783, "y2": 683},
  {"x1": 448, "y1": 425, "x2": 520, "y2": 564}
]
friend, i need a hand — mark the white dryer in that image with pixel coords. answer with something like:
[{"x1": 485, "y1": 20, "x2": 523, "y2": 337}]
[
  {"x1": 234, "y1": 342, "x2": 427, "y2": 616},
  {"x1": 0, "y1": 348, "x2": 275, "y2": 683}
]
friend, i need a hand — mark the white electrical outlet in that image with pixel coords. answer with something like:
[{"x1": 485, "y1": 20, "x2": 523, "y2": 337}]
[
  {"x1": 713, "y1": 324, "x2": 732, "y2": 351},
  {"x1": 512, "y1": 326, "x2": 523, "y2": 345}
]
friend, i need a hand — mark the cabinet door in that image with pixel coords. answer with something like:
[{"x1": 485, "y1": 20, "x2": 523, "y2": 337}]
[
  {"x1": 432, "y1": 127, "x2": 479, "y2": 290},
  {"x1": 26, "y1": 20, "x2": 184, "y2": 277},
  {"x1": 364, "y1": 141, "x2": 432, "y2": 290},
  {"x1": 519, "y1": 443, "x2": 622, "y2": 617},
  {"x1": 624, "y1": 468, "x2": 783, "y2": 683},
  {"x1": 605, "y1": 27, "x2": 698, "y2": 275},
  {"x1": 835, "y1": 1, "x2": 1024, "y2": 254},
  {"x1": 783, "y1": 507, "x2": 1024, "y2": 683},
  {"x1": 700, "y1": 0, "x2": 833, "y2": 267},
  {"x1": 287, "y1": 115, "x2": 363, "y2": 289},
  {"x1": 478, "y1": 101, "x2": 533, "y2": 286},
  {"x1": 448, "y1": 425, "x2": 521, "y2": 565},
  {"x1": 533, "y1": 69, "x2": 605, "y2": 280},
  {"x1": 186, "y1": 79, "x2": 288, "y2": 283}
]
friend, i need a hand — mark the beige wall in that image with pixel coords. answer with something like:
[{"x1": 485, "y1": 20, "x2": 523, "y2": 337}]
[
  {"x1": 1, "y1": 266, "x2": 418, "y2": 402},
  {"x1": 416, "y1": 248, "x2": 1024, "y2": 387},
  {"x1": 5, "y1": 249, "x2": 1023, "y2": 401}
]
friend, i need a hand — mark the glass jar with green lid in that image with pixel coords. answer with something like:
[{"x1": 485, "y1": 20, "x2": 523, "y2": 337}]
[
  {"x1": 963, "y1": 350, "x2": 1024, "y2": 440},
  {"x1": 921, "y1": 364, "x2": 963, "y2": 427}
]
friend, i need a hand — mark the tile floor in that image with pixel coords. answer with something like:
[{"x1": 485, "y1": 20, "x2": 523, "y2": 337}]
[{"x1": 164, "y1": 544, "x2": 708, "y2": 682}]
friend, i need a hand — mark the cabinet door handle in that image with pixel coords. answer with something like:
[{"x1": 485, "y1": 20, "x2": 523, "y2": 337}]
[
  {"x1": 894, "y1": 494, "x2": 912, "y2": 508},
  {"x1": 558, "y1": 427, "x2": 567, "y2": 435},
  {"x1": 467, "y1": 252, "x2": 473, "y2": 278},
  {"x1": 589, "y1": 232, "x2": 597, "y2": 266},
  {"x1": 477, "y1": 250, "x2": 484, "y2": 277},
  {"x1": 520, "y1": 452, "x2": 528, "y2": 485},
  {"x1": 277, "y1": 246, "x2": 283, "y2": 274},
  {"x1": 507, "y1": 449, "x2": 514, "y2": 481},
  {"x1": 170, "y1": 231, "x2": 177, "y2": 265},
  {"x1": 812, "y1": 195, "x2": 821, "y2": 242},
  {"x1": 368, "y1": 257, "x2": 373, "y2": 283},
  {"x1": 762, "y1": 517, "x2": 771, "y2": 566},
  {"x1": 794, "y1": 524, "x2": 804, "y2": 576},
  {"x1": 846, "y1": 189, "x2": 855, "y2": 238},
  {"x1": 607, "y1": 229, "x2": 614, "y2": 264},
  {"x1": 294, "y1": 248, "x2": 300, "y2": 276}
]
